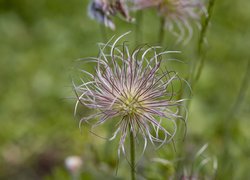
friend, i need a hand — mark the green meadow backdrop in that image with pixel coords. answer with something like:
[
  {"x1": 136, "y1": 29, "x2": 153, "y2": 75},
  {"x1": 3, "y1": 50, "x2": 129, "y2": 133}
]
[{"x1": 0, "y1": 0, "x2": 249, "y2": 179}]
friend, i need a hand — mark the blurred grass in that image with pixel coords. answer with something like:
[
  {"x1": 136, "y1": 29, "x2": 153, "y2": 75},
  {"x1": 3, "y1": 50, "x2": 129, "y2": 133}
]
[{"x1": 0, "y1": 0, "x2": 249, "y2": 179}]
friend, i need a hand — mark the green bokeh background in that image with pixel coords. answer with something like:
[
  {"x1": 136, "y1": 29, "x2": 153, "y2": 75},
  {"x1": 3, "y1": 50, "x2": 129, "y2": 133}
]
[{"x1": 0, "y1": 0, "x2": 249, "y2": 179}]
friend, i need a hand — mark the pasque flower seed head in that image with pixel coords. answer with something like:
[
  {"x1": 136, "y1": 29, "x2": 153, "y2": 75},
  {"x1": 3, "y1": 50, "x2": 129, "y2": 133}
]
[{"x1": 73, "y1": 32, "x2": 186, "y2": 156}]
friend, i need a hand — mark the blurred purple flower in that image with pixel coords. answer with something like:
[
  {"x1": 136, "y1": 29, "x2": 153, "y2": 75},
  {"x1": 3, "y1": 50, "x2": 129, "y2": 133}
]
[
  {"x1": 132, "y1": 0, "x2": 207, "y2": 44},
  {"x1": 73, "y1": 32, "x2": 186, "y2": 156},
  {"x1": 88, "y1": 0, "x2": 132, "y2": 30}
]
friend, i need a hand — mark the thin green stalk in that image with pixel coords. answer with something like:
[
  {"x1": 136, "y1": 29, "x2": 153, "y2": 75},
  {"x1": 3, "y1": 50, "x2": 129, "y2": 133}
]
[
  {"x1": 183, "y1": 0, "x2": 216, "y2": 113},
  {"x1": 175, "y1": 0, "x2": 216, "y2": 176},
  {"x1": 158, "y1": 17, "x2": 165, "y2": 45},
  {"x1": 192, "y1": 0, "x2": 216, "y2": 86},
  {"x1": 218, "y1": 61, "x2": 249, "y2": 180},
  {"x1": 221, "y1": 60, "x2": 249, "y2": 151},
  {"x1": 71, "y1": 174, "x2": 79, "y2": 180},
  {"x1": 229, "y1": 60, "x2": 250, "y2": 117},
  {"x1": 100, "y1": 24, "x2": 107, "y2": 42},
  {"x1": 135, "y1": 11, "x2": 143, "y2": 45},
  {"x1": 130, "y1": 128, "x2": 136, "y2": 180}
]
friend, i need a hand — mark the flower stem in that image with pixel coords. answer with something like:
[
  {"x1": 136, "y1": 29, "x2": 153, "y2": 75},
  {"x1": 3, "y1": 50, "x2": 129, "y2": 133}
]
[
  {"x1": 175, "y1": 0, "x2": 217, "y2": 177},
  {"x1": 100, "y1": 24, "x2": 107, "y2": 42},
  {"x1": 229, "y1": 60, "x2": 250, "y2": 117},
  {"x1": 158, "y1": 17, "x2": 165, "y2": 45},
  {"x1": 192, "y1": 0, "x2": 216, "y2": 87},
  {"x1": 184, "y1": 0, "x2": 216, "y2": 113},
  {"x1": 130, "y1": 129, "x2": 136, "y2": 180},
  {"x1": 135, "y1": 11, "x2": 143, "y2": 45}
]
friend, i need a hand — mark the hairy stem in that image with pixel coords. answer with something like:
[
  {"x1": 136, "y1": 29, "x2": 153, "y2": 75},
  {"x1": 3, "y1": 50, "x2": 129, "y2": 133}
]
[
  {"x1": 193, "y1": 0, "x2": 216, "y2": 86},
  {"x1": 100, "y1": 24, "x2": 107, "y2": 42},
  {"x1": 130, "y1": 128, "x2": 136, "y2": 180},
  {"x1": 176, "y1": 0, "x2": 217, "y2": 177},
  {"x1": 158, "y1": 17, "x2": 165, "y2": 45},
  {"x1": 229, "y1": 60, "x2": 250, "y2": 117},
  {"x1": 184, "y1": 0, "x2": 216, "y2": 113},
  {"x1": 135, "y1": 11, "x2": 143, "y2": 45}
]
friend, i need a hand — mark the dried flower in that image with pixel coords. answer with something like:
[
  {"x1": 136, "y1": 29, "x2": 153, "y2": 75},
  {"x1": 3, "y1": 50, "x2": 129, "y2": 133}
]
[
  {"x1": 73, "y1": 32, "x2": 186, "y2": 156},
  {"x1": 132, "y1": 0, "x2": 207, "y2": 44},
  {"x1": 88, "y1": 0, "x2": 132, "y2": 30}
]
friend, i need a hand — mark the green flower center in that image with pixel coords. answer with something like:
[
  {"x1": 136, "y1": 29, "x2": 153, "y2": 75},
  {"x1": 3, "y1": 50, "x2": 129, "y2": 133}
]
[{"x1": 119, "y1": 93, "x2": 142, "y2": 116}]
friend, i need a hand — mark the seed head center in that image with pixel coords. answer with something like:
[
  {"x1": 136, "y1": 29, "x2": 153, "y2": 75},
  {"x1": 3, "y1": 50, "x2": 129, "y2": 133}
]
[{"x1": 121, "y1": 94, "x2": 141, "y2": 116}]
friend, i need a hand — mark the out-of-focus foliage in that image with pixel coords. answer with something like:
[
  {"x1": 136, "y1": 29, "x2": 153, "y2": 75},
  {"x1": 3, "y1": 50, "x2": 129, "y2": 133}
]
[{"x1": 0, "y1": 0, "x2": 249, "y2": 179}]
